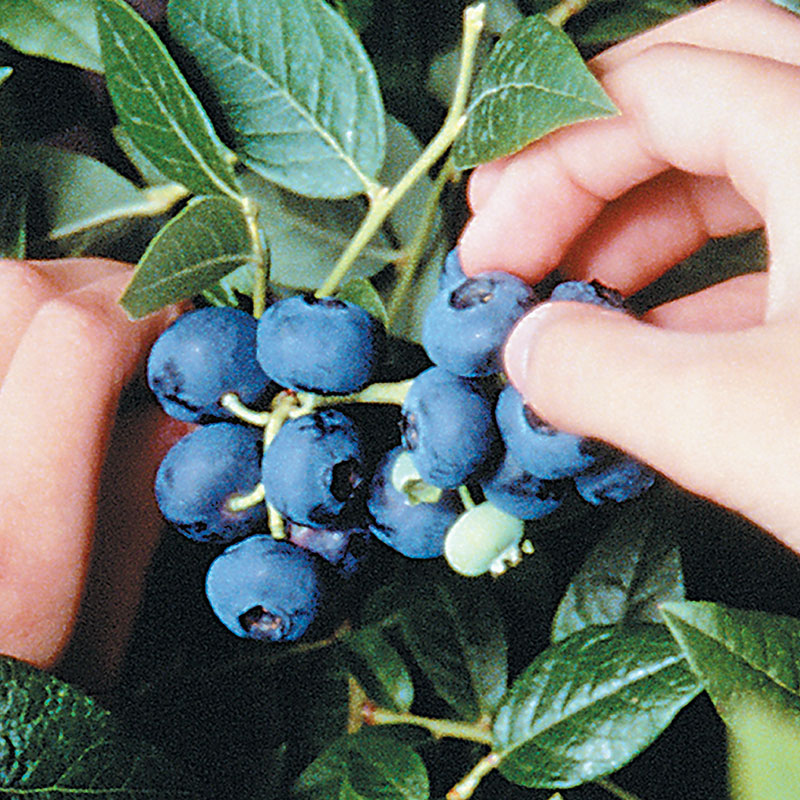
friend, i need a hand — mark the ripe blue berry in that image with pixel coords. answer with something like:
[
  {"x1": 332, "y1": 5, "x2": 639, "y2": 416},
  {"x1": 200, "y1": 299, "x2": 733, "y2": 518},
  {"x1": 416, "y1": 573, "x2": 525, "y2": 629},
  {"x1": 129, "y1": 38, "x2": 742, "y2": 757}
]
[
  {"x1": 480, "y1": 446, "x2": 566, "y2": 520},
  {"x1": 256, "y1": 295, "x2": 385, "y2": 394},
  {"x1": 261, "y1": 409, "x2": 367, "y2": 527},
  {"x1": 401, "y1": 366, "x2": 501, "y2": 488},
  {"x1": 574, "y1": 456, "x2": 656, "y2": 505},
  {"x1": 438, "y1": 246, "x2": 467, "y2": 290},
  {"x1": 495, "y1": 384, "x2": 608, "y2": 479},
  {"x1": 367, "y1": 448, "x2": 462, "y2": 559},
  {"x1": 549, "y1": 279, "x2": 626, "y2": 309},
  {"x1": 155, "y1": 422, "x2": 266, "y2": 543},
  {"x1": 147, "y1": 307, "x2": 271, "y2": 423},
  {"x1": 205, "y1": 534, "x2": 326, "y2": 642},
  {"x1": 422, "y1": 271, "x2": 537, "y2": 376},
  {"x1": 287, "y1": 522, "x2": 371, "y2": 578}
]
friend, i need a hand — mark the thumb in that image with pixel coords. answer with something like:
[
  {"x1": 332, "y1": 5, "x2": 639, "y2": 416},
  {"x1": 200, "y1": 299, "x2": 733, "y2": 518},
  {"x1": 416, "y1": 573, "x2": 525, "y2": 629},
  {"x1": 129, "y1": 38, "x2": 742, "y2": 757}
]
[{"x1": 502, "y1": 302, "x2": 800, "y2": 542}]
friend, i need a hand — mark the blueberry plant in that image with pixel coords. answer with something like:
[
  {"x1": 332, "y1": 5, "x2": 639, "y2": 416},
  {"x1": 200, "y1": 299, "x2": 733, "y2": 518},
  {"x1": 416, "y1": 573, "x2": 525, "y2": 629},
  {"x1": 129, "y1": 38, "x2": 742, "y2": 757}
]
[{"x1": 0, "y1": 0, "x2": 797, "y2": 799}]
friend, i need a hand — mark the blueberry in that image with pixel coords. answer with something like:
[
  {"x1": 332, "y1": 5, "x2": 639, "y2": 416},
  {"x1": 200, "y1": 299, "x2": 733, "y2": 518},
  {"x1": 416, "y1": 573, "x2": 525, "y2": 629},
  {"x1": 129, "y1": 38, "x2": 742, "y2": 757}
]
[
  {"x1": 438, "y1": 246, "x2": 467, "y2": 290},
  {"x1": 367, "y1": 448, "x2": 462, "y2": 559},
  {"x1": 401, "y1": 366, "x2": 501, "y2": 488},
  {"x1": 422, "y1": 271, "x2": 537, "y2": 376},
  {"x1": 147, "y1": 307, "x2": 271, "y2": 423},
  {"x1": 287, "y1": 522, "x2": 371, "y2": 578},
  {"x1": 205, "y1": 534, "x2": 325, "y2": 642},
  {"x1": 480, "y1": 446, "x2": 566, "y2": 520},
  {"x1": 495, "y1": 384, "x2": 609, "y2": 479},
  {"x1": 574, "y1": 456, "x2": 656, "y2": 505},
  {"x1": 262, "y1": 409, "x2": 367, "y2": 527},
  {"x1": 155, "y1": 422, "x2": 266, "y2": 543},
  {"x1": 256, "y1": 294, "x2": 385, "y2": 394},
  {"x1": 549, "y1": 279, "x2": 627, "y2": 309}
]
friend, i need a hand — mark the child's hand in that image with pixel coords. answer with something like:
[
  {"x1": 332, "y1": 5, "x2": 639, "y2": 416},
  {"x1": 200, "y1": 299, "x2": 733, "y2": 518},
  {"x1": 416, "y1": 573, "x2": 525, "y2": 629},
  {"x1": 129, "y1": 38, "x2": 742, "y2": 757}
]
[
  {"x1": 459, "y1": 0, "x2": 800, "y2": 546},
  {"x1": 0, "y1": 258, "x2": 186, "y2": 693}
]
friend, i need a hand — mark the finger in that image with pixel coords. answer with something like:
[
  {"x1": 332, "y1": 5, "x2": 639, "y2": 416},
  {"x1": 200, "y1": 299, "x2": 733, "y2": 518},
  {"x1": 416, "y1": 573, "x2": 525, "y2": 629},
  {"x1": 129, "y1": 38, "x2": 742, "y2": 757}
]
[
  {"x1": 461, "y1": 45, "x2": 800, "y2": 320},
  {"x1": 0, "y1": 271, "x2": 173, "y2": 667},
  {"x1": 593, "y1": 0, "x2": 800, "y2": 73},
  {"x1": 503, "y1": 303, "x2": 800, "y2": 545},
  {"x1": 561, "y1": 172, "x2": 762, "y2": 293},
  {"x1": 644, "y1": 272, "x2": 767, "y2": 331},
  {"x1": 58, "y1": 404, "x2": 192, "y2": 697},
  {"x1": 463, "y1": 0, "x2": 800, "y2": 209},
  {"x1": 0, "y1": 259, "x2": 131, "y2": 382}
]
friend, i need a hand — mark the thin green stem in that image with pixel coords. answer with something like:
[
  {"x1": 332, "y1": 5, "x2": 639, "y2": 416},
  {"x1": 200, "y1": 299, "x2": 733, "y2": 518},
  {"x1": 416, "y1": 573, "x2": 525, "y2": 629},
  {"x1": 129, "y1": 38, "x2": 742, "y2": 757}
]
[
  {"x1": 387, "y1": 157, "x2": 457, "y2": 323},
  {"x1": 594, "y1": 777, "x2": 649, "y2": 800},
  {"x1": 219, "y1": 392, "x2": 271, "y2": 426},
  {"x1": 447, "y1": 752, "x2": 501, "y2": 800},
  {"x1": 366, "y1": 707, "x2": 493, "y2": 746},
  {"x1": 226, "y1": 482, "x2": 265, "y2": 513},
  {"x1": 315, "y1": 3, "x2": 486, "y2": 298},
  {"x1": 545, "y1": 0, "x2": 593, "y2": 28},
  {"x1": 459, "y1": 485, "x2": 477, "y2": 511},
  {"x1": 242, "y1": 196, "x2": 270, "y2": 318},
  {"x1": 294, "y1": 380, "x2": 413, "y2": 413}
]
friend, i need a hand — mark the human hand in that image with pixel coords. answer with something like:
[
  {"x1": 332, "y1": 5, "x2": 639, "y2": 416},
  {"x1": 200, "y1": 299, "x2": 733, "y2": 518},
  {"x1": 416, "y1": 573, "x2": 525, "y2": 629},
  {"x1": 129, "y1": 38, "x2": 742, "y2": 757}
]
[
  {"x1": 459, "y1": 0, "x2": 800, "y2": 546},
  {"x1": 0, "y1": 258, "x2": 186, "y2": 693}
]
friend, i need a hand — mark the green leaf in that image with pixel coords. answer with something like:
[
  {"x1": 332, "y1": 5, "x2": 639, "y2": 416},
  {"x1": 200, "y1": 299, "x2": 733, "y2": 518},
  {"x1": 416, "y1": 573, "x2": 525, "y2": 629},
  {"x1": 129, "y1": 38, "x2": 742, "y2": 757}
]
[
  {"x1": 660, "y1": 600, "x2": 800, "y2": 725},
  {"x1": 295, "y1": 728, "x2": 429, "y2": 800},
  {"x1": 238, "y1": 117, "x2": 436, "y2": 299},
  {"x1": 337, "y1": 278, "x2": 389, "y2": 327},
  {"x1": 0, "y1": 143, "x2": 167, "y2": 255},
  {"x1": 493, "y1": 625, "x2": 701, "y2": 788},
  {"x1": 571, "y1": 0, "x2": 693, "y2": 46},
  {"x1": 168, "y1": 0, "x2": 386, "y2": 199},
  {"x1": 97, "y1": 0, "x2": 240, "y2": 199},
  {"x1": 0, "y1": 170, "x2": 29, "y2": 257},
  {"x1": 767, "y1": 0, "x2": 800, "y2": 16},
  {"x1": 452, "y1": 14, "x2": 618, "y2": 169},
  {"x1": 0, "y1": 65, "x2": 12, "y2": 87},
  {"x1": 728, "y1": 701, "x2": 800, "y2": 800},
  {"x1": 342, "y1": 626, "x2": 414, "y2": 712},
  {"x1": 552, "y1": 499, "x2": 684, "y2": 641},
  {"x1": 121, "y1": 195, "x2": 253, "y2": 317},
  {"x1": 0, "y1": 0, "x2": 102, "y2": 71},
  {"x1": 399, "y1": 572, "x2": 508, "y2": 720},
  {"x1": 0, "y1": 656, "x2": 196, "y2": 796}
]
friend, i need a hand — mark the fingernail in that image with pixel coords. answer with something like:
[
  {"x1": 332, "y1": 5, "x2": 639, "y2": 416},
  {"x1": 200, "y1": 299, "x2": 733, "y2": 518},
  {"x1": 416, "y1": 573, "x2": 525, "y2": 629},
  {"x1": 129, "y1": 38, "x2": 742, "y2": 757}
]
[{"x1": 503, "y1": 302, "x2": 567, "y2": 393}]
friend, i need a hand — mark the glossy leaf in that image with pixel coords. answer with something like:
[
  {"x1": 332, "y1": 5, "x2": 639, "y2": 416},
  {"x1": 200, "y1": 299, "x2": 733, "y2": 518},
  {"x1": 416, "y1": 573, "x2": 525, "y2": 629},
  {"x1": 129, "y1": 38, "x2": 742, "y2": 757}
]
[
  {"x1": 572, "y1": 0, "x2": 693, "y2": 46},
  {"x1": 493, "y1": 625, "x2": 701, "y2": 788},
  {"x1": 295, "y1": 728, "x2": 429, "y2": 800},
  {"x1": 0, "y1": 170, "x2": 29, "y2": 258},
  {"x1": 238, "y1": 117, "x2": 442, "y2": 322},
  {"x1": 452, "y1": 14, "x2": 617, "y2": 168},
  {"x1": 0, "y1": 143, "x2": 164, "y2": 254},
  {"x1": 552, "y1": 500, "x2": 684, "y2": 641},
  {"x1": 337, "y1": 278, "x2": 389, "y2": 327},
  {"x1": 399, "y1": 573, "x2": 508, "y2": 720},
  {"x1": 97, "y1": 0, "x2": 240, "y2": 199},
  {"x1": 0, "y1": 65, "x2": 11, "y2": 87},
  {"x1": 168, "y1": 0, "x2": 386, "y2": 199},
  {"x1": 0, "y1": 0, "x2": 101, "y2": 71},
  {"x1": 660, "y1": 601, "x2": 800, "y2": 724},
  {"x1": 120, "y1": 196, "x2": 253, "y2": 318},
  {"x1": 0, "y1": 656, "x2": 195, "y2": 796},
  {"x1": 342, "y1": 626, "x2": 414, "y2": 712},
  {"x1": 728, "y1": 701, "x2": 800, "y2": 800}
]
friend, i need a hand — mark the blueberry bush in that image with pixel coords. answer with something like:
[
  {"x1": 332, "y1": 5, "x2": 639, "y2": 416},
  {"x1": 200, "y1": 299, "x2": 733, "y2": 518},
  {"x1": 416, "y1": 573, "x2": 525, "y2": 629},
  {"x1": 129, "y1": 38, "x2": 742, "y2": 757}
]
[{"x1": 0, "y1": 1, "x2": 796, "y2": 799}]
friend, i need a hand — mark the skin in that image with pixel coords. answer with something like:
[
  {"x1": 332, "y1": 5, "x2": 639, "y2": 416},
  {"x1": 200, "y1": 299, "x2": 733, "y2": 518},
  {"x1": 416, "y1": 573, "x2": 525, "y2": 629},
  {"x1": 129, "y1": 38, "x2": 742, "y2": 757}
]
[
  {"x1": 0, "y1": 258, "x2": 187, "y2": 695},
  {"x1": 459, "y1": 0, "x2": 800, "y2": 548}
]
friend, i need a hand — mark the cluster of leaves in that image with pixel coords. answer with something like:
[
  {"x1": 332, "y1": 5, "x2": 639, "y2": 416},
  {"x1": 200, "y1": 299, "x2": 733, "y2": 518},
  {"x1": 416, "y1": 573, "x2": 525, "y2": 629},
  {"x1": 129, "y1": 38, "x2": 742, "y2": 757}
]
[{"x1": 0, "y1": 0, "x2": 798, "y2": 798}]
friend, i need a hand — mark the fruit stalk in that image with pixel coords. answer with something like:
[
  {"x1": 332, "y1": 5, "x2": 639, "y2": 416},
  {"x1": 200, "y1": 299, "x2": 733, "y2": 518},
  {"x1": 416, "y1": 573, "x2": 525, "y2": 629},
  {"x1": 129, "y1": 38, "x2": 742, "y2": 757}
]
[
  {"x1": 315, "y1": 2, "x2": 487, "y2": 298},
  {"x1": 364, "y1": 705, "x2": 494, "y2": 745}
]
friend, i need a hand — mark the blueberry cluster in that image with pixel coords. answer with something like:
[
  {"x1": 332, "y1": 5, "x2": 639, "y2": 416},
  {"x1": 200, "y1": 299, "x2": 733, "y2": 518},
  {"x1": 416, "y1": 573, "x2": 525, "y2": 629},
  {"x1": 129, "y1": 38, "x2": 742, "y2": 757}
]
[{"x1": 146, "y1": 253, "x2": 655, "y2": 644}]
